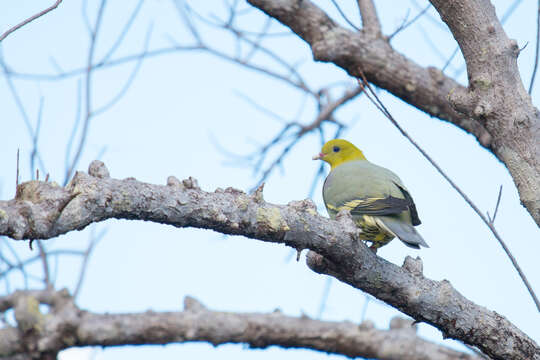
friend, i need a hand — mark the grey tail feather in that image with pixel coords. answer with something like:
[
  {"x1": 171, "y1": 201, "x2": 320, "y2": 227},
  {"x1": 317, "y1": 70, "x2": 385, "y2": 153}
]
[{"x1": 376, "y1": 216, "x2": 429, "y2": 249}]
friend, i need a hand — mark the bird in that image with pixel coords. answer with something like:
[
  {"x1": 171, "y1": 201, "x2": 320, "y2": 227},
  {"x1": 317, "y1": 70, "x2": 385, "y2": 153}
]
[{"x1": 313, "y1": 139, "x2": 428, "y2": 251}]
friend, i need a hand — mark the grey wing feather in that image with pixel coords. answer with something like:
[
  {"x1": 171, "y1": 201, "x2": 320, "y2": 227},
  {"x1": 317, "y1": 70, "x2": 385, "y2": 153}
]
[
  {"x1": 348, "y1": 196, "x2": 410, "y2": 216},
  {"x1": 378, "y1": 216, "x2": 429, "y2": 248}
]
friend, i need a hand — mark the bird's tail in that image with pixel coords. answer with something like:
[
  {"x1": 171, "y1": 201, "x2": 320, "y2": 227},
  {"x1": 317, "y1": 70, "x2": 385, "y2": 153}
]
[{"x1": 376, "y1": 216, "x2": 429, "y2": 249}]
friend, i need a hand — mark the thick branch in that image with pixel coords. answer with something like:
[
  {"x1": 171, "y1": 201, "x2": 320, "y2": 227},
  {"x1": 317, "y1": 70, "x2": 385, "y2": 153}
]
[
  {"x1": 0, "y1": 289, "x2": 480, "y2": 360},
  {"x1": 0, "y1": 161, "x2": 538, "y2": 360},
  {"x1": 428, "y1": 0, "x2": 540, "y2": 227},
  {"x1": 246, "y1": 0, "x2": 491, "y2": 149},
  {"x1": 245, "y1": 0, "x2": 540, "y2": 226}
]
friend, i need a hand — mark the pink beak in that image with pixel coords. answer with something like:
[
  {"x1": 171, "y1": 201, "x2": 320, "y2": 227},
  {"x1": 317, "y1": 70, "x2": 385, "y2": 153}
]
[{"x1": 312, "y1": 152, "x2": 325, "y2": 160}]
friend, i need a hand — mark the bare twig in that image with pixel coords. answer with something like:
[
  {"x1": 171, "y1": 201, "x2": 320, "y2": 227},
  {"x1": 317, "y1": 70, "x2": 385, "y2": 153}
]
[
  {"x1": 99, "y1": 0, "x2": 144, "y2": 64},
  {"x1": 64, "y1": 0, "x2": 107, "y2": 185},
  {"x1": 93, "y1": 24, "x2": 153, "y2": 116},
  {"x1": 487, "y1": 185, "x2": 503, "y2": 224},
  {"x1": 248, "y1": 87, "x2": 358, "y2": 189},
  {"x1": 30, "y1": 97, "x2": 45, "y2": 179},
  {"x1": 357, "y1": 72, "x2": 540, "y2": 312},
  {"x1": 0, "y1": 55, "x2": 48, "y2": 173},
  {"x1": 2, "y1": 44, "x2": 203, "y2": 81},
  {"x1": 316, "y1": 277, "x2": 333, "y2": 318},
  {"x1": 36, "y1": 241, "x2": 50, "y2": 287},
  {"x1": 0, "y1": 249, "x2": 86, "y2": 279},
  {"x1": 73, "y1": 226, "x2": 107, "y2": 299},
  {"x1": 65, "y1": 80, "x2": 83, "y2": 171},
  {"x1": 330, "y1": 0, "x2": 360, "y2": 31},
  {"x1": 442, "y1": 46, "x2": 461, "y2": 73},
  {"x1": 388, "y1": 5, "x2": 431, "y2": 40},
  {"x1": 0, "y1": 0, "x2": 63, "y2": 42},
  {"x1": 501, "y1": 0, "x2": 525, "y2": 24},
  {"x1": 15, "y1": 149, "x2": 20, "y2": 191},
  {"x1": 0, "y1": 238, "x2": 29, "y2": 289}
]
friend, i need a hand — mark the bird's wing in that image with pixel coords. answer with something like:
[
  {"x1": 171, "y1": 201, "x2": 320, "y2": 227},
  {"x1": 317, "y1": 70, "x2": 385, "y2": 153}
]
[
  {"x1": 393, "y1": 182, "x2": 421, "y2": 226},
  {"x1": 326, "y1": 195, "x2": 410, "y2": 216}
]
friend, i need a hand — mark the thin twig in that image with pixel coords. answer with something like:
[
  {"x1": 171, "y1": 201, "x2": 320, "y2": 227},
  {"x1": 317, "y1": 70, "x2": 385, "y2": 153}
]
[
  {"x1": 357, "y1": 72, "x2": 540, "y2": 312},
  {"x1": 317, "y1": 277, "x2": 333, "y2": 318},
  {"x1": 1, "y1": 238, "x2": 29, "y2": 289},
  {"x1": 36, "y1": 241, "x2": 51, "y2": 287},
  {"x1": 388, "y1": 5, "x2": 431, "y2": 40},
  {"x1": 65, "y1": 80, "x2": 83, "y2": 171},
  {"x1": 30, "y1": 97, "x2": 45, "y2": 179},
  {"x1": 442, "y1": 47, "x2": 460, "y2": 73},
  {"x1": 0, "y1": 54, "x2": 48, "y2": 173},
  {"x1": 330, "y1": 0, "x2": 360, "y2": 31},
  {"x1": 247, "y1": 86, "x2": 357, "y2": 189},
  {"x1": 93, "y1": 24, "x2": 153, "y2": 116},
  {"x1": 64, "y1": 0, "x2": 107, "y2": 185},
  {"x1": 0, "y1": 249, "x2": 86, "y2": 279},
  {"x1": 74, "y1": 226, "x2": 107, "y2": 299},
  {"x1": 98, "y1": 0, "x2": 144, "y2": 65},
  {"x1": 0, "y1": 0, "x2": 63, "y2": 42},
  {"x1": 360, "y1": 295, "x2": 370, "y2": 322},
  {"x1": 501, "y1": 0, "x2": 525, "y2": 24},
  {"x1": 16, "y1": 149, "x2": 20, "y2": 191},
  {"x1": 487, "y1": 185, "x2": 503, "y2": 224}
]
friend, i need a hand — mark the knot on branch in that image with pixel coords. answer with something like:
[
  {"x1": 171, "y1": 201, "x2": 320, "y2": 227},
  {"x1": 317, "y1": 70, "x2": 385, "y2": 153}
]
[
  {"x1": 167, "y1": 176, "x2": 182, "y2": 187},
  {"x1": 88, "y1": 160, "x2": 110, "y2": 179},
  {"x1": 428, "y1": 66, "x2": 446, "y2": 86},
  {"x1": 182, "y1": 177, "x2": 200, "y2": 190},
  {"x1": 447, "y1": 87, "x2": 472, "y2": 115},
  {"x1": 13, "y1": 181, "x2": 79, "y2": 240},
  {"x1": 184, "y1": 296, "x2": 206, "y2": 312},
  {"x1": 305, "y1": 250, "x2": 340, "y2": 276},
  {"x1": 287, "y1": 199, "x2": 318, "y2": 216},
  {"x1": 389, "y1": 317, "x2": 417, "y2": 333},
  {"x1": 358, "y1": 320, "x2": 375, "y2": 330},
  {"x1": 14, "y1": 295, "x2": 45, "y2": 334},
  {"x1": 402, "y1": 256, "x2": 423, "y2": 276},
  {"x1": 251, "y1": 182, "x2": 265, "y2": 203}
]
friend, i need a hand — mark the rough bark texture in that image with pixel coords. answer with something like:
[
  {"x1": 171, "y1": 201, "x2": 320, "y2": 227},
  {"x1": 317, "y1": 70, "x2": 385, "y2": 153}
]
[
  {"x1": 0, "y1": 161, "x2": 538, "y2": 360},
  {"x1": 0, "y1": 289, "x2": 481, "y2": 360},
  {"x1": 429, "y1": 0, "x2": 540, "y2": 227},
  {"x1": 246, "y1": 0, "x2": 540, "y2": 227}
]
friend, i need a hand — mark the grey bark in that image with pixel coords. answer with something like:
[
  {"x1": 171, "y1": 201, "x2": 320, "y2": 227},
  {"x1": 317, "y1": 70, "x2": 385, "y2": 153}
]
[
  {"x1": 0, "y1": 289, "x2": 481, "y2": 360},
  {"x1": 245, "y1": 0, "x2": 540, "y2": 227},
  {"x1": 0, "y1": 161, "x2": 538, "y2": 360}
]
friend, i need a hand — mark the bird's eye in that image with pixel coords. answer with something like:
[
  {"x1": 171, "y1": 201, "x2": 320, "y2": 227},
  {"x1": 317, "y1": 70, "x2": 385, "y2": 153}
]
[{"x1": 333, "y1": 146, "x2": 340, "y2": 152}]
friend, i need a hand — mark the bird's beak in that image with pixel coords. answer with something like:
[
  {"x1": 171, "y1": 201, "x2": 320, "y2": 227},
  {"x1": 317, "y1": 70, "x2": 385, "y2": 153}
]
[{"x1": 312, "y1": 152, "x2": 325, "y2": 160}]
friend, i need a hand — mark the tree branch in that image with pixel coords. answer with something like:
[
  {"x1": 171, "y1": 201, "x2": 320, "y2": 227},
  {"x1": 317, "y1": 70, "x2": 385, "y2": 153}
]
[
  {"x1": 0, "y1": 161, "x2": 538, "y2": 360},
  {"x1": 357, "y1": 0, "x2": 382, "y2": 35},
  {"x1": 245, "y1": 0, "x2": 540, "y2": 227},
  {"x1": 0, "y1": 289, "x2": 480, "y2": 360},
  {"x1": 427, "y1": 0, "x2": 540, "y2": 227},
  {"x1": 245, "y1": 0, "x2": 492, "y2": 149},
  {"x1": 0, "y1": 0, "x2": 63, "y2": 43}
]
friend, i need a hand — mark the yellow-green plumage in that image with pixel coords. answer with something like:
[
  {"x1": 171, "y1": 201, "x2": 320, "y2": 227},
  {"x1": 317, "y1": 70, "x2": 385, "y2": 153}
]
[{"x1": 314, "y1": 139, "x2": 428, "y2": 250}]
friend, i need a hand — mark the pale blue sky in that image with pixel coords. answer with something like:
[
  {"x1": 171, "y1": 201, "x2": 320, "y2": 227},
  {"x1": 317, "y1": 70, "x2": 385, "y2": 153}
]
[{"x1": 1, "y1": 1, "x2": 539, "y2": 359}]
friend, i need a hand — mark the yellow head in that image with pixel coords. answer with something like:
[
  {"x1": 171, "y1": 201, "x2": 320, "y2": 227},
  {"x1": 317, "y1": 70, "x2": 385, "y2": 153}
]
[{"x1": 312, "y1": 139, "x2": 366, "y2": 170}]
